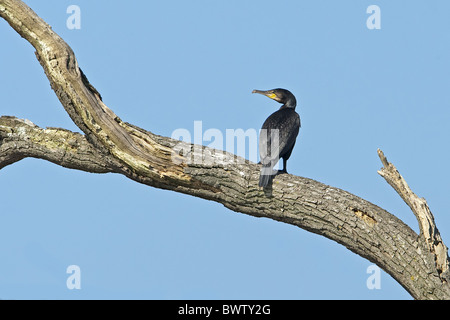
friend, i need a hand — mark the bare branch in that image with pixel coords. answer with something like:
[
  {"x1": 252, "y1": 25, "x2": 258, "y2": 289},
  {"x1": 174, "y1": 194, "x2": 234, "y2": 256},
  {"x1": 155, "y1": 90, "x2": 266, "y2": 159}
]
[
  {"x1": 0, "y1": 116, "x2": 116, "y2": 172},
  {"x1": 377, "y1": 149, "x2": 450, "y2": 283},
  {"x1": 0, "y1": 0, "x2": 189, "y2": 187},
  {"x1": 1, "y1": 0, "x2": 450, "y2": 299}
]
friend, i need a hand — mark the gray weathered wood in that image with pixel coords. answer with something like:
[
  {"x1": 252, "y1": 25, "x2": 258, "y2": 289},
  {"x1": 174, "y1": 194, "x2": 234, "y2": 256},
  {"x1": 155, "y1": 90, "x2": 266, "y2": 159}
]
[{"x1": 1, "y1": 0, "x2": 449, "y2": 299}]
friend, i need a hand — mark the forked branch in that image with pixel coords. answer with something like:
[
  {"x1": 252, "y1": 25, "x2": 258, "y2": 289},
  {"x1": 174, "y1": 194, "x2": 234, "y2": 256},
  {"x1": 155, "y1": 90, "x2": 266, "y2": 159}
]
[{"x1": 1, "y1": 0, "x2": 449, "y2": 299}]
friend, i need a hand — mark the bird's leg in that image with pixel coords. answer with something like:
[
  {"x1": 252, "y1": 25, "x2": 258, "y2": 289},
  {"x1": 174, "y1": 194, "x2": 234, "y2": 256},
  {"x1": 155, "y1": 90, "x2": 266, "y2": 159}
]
[{"x1": 277, "y1": 158, "x2": 288, "y2": 174}]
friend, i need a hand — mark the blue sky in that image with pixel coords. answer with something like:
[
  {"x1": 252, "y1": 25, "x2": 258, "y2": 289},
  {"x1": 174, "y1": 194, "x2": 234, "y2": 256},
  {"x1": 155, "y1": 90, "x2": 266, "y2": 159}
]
[{"x1": 1, "y1": 0, "x2": 449, "y2": 299}]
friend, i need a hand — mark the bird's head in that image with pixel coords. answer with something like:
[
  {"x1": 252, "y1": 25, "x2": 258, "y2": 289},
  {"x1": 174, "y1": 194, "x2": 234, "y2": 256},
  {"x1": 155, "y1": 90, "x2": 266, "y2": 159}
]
[{"x1": 252, "y1": 88, "x2": 297, "y2": 109}]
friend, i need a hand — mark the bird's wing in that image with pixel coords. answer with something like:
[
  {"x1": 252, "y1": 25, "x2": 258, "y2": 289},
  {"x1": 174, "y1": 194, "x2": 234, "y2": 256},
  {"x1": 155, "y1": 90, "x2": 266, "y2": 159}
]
[
  {"x1": 259, "y1": 109, "x2": 300, "y2": 165},
  {"x1": 278, "y1": 111, "x2": 300, "y2": 158}
]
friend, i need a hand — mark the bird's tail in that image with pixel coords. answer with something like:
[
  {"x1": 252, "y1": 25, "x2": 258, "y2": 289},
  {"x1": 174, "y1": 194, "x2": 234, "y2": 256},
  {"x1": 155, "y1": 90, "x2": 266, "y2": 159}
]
[{"x1": 259, "y1": 164, "x2": 274, "y2": 188}]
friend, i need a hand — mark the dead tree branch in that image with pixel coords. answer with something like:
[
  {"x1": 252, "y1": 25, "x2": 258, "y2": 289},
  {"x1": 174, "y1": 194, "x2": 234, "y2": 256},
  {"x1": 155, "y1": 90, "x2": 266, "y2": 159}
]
[
  {"x1": 0, "y1": 0, "x2": 449, "y2": 299},
  {"x1": 377, "y1": 149, "x2": 449, "y2": 284}
]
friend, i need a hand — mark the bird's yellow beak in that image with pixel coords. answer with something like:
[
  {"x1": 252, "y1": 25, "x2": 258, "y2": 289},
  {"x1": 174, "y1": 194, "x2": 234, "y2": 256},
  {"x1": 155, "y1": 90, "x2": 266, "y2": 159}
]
[{"x1": 252, "y1": 89, "x2": 278, "y2": 100}]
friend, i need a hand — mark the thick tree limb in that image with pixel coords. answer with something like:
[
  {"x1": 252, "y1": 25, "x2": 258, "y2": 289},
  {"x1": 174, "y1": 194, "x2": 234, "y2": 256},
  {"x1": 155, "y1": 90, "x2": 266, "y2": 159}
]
[
  {"x1": 0, "y1": 0, "x2": 190, "y2": 188},
  {"x1": 1, "y1": 0, "x2": 449, "y2": 299},
  {"x1": 0, "y1": 116, "x2": 116, "y2": 172}
]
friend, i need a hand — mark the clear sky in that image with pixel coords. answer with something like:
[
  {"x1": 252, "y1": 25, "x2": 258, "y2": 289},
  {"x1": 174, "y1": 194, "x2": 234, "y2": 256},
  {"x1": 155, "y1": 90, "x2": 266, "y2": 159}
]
[{"x1": 1, "y1": 0, "x2": 449, "y2": 299}]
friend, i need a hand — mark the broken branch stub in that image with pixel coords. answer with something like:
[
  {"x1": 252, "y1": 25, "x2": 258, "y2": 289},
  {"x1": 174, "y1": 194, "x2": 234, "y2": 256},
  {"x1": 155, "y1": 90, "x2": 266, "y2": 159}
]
[{"x1": 377, "y1": 149, "x2": 449, "y2": 282}]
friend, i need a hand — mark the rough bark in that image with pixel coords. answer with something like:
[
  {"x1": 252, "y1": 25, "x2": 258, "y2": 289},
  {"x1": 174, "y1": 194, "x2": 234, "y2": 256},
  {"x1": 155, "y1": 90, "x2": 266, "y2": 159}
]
[
  {"x1": 1, "y1": 0, "x2": 449, "y2": 299},
  {"x1": 0, "y1": 116, "x2": 116, "y2": 172}
]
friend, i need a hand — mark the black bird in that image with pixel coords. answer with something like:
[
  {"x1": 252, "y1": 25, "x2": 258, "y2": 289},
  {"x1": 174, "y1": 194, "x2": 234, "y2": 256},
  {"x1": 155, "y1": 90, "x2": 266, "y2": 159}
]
[{"x1": 252, "y1": 88, "x2": 300, "y2": 187}]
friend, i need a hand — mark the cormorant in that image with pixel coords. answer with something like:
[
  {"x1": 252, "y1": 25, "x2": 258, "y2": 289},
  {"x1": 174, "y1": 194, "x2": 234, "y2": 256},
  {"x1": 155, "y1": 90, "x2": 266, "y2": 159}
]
[{"x1": 252, "y1": 88, "x2": 300, "y2": 188}]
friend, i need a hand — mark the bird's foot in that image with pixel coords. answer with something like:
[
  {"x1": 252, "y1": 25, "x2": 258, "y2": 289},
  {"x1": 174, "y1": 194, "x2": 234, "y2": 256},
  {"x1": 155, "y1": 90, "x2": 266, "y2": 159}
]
[{"x1": 277, "y1": 169, "x2": 288, "y2": 175}]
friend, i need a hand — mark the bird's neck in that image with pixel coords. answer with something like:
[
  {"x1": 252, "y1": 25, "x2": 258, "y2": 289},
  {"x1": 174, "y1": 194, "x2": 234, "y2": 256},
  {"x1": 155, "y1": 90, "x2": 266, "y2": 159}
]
[{"x1": 280, "y1": 101, "x2": 296, "y2": 110}]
